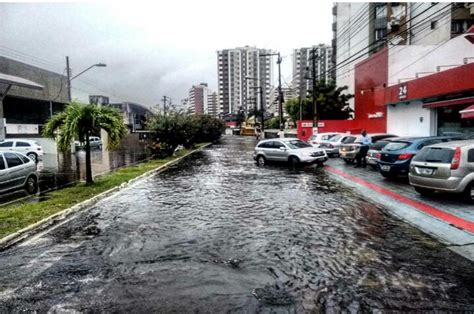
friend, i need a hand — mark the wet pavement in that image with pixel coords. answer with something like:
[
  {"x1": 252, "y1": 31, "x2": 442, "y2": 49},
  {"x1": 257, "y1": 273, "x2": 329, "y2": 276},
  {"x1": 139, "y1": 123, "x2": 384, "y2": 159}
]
[{"x1": 1, "y1": 136, "x2": 474, "y2": 312}]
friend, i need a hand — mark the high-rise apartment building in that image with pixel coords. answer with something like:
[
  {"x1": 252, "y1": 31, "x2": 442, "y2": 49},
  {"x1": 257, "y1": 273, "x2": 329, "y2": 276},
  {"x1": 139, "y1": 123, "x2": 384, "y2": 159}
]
[
  {"x1": 188, "y1": 83, "x2": 208, "y2": 115},
  {"x1": 217, "y1": 46, "x2": 273, "y2": 116},
  {"x1": 291, "y1": 45, "x2": 334, "y2": 98},
  {"x1": 207, "y1": 91, "x2": 219, "y2": 117},
  {"x1": 331, "y1": 2, "x2": 474, "y2": 109}
]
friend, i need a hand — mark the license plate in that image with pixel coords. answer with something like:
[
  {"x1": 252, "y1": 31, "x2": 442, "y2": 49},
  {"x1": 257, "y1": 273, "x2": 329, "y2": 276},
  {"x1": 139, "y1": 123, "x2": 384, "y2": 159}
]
[
  {"x1": 381, "y1": 165, "x2": 390, "y2": 171},
  {"x1": 418, "y1": 168, "x2": 433, "y2": 175}
]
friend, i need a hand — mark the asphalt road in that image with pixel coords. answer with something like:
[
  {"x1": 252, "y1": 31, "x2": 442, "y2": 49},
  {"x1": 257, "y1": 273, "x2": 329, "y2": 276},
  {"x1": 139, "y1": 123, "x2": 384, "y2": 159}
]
[{"x1": 1, "y1": 136, "x2": 473, "y2": 312}]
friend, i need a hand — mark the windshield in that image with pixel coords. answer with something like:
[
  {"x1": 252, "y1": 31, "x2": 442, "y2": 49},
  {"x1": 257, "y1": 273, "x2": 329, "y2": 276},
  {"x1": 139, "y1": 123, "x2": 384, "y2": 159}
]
[
  {"x1": 384, "y1": 141, "x2": 411, "y2": 151},
  {"x1": 329, "y1": 135, "x2": 342, "y2": 142},
  {"x1": 286, "y1": 140, "x2": 312, "y2": 149},
  {"x1": 342, "y1": 137, "x2": 356, "y2": 144},
  {"x1": 371, "y1": 140, "x2": 390, "y2": 151}
]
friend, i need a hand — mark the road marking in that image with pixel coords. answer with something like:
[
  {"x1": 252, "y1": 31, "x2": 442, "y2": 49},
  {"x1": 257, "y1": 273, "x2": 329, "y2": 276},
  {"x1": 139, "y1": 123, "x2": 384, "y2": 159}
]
[{"x1": 325, "y1": 166, "x2": 474, "y2": 234}]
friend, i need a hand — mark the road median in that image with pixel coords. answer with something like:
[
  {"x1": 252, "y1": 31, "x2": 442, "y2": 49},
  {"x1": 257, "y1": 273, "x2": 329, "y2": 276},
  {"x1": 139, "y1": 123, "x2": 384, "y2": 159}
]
[{"x1": 0, "y1": 143, "x2": 211, "y2": 250}]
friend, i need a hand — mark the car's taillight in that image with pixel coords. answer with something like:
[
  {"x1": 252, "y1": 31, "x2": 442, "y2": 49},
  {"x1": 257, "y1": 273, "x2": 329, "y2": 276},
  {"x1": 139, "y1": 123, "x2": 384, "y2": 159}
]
[
  {"x1": 375, "y1": 153, "x2": 381, "y2": 159},
  {"x1": 328, "y1": 144, "x2": 334, "y2": 148},
  {"x1": 451, "y1": 147, "x2": 461, "y2": 170},
  {"x1": 312, "y1": 141, "x2": 318, "y2": 144},
  {"x1": 398, "y1": 153, "x2": 414, "y2": 160}
]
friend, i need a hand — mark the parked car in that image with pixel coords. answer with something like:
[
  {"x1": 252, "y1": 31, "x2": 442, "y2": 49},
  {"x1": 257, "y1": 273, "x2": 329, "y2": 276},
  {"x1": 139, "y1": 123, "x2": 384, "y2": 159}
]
[
  {"x1": 377, "y1": 136, "x2": 465, "y2": 178},
  {"x1": 253, "y1": 138, "x2": 328, "y2": 167},
  {"x1": 75, "y1": 136, "x2": 103, "y2": 150},
  {"x1": 409, "y1": 140, "x2": 474, "y2": 202},
  {"x1": 339, "y1": 134, "x2": 397, "y2": 164},
  {"x1": 319, "y1": 134, "x2": 357, "y2": 157},
  {"x1": 366, "y1": 139, "x2": 397, "y2": 169},
  {"x1": 307, "y1": 132, "x2": 343, "y2": 147},
  {"x1": 0, "y1": 151, "x2": 39, "y2": 195},
  {"x1": 0, "y1": 139, "x2": 43, "y2": 163}
]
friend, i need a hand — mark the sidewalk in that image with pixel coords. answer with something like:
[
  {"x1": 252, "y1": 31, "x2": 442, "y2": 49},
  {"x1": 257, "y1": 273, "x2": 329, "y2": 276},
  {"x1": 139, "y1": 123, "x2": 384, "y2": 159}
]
[{"x1": 324, "y1": 158, "x2": 474, "y2": 261}]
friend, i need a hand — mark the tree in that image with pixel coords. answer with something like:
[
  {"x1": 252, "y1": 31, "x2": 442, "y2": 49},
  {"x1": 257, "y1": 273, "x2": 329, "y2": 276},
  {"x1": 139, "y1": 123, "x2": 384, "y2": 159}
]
[
  {"x1": 285, "y1": 80, "x2": 354, "y2": 125},
  {"x1": 43, "y1": 102, "x2": 128, "y2": 184}
]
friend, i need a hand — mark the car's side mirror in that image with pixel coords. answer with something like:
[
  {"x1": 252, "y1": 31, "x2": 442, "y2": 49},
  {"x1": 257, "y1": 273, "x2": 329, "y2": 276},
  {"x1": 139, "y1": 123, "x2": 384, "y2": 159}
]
[{"x1": 279, "y1": 147, "x2": 286, "y2": 151}]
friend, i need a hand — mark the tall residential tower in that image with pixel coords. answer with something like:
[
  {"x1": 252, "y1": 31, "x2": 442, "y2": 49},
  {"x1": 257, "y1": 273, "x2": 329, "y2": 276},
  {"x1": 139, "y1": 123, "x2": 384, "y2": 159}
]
[{"x1": 217, "y1": 46, "x2": 273, "y2": 116}]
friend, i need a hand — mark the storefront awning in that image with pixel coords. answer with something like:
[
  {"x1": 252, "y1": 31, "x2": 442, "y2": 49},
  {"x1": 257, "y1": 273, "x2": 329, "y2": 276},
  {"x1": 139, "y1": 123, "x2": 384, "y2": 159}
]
[
  {"x1": 422, "y1": 96, "x2": 474, "y2": 109},
  {"x1": 460, "y1": 105, "x2": 474, "y2": 119}
]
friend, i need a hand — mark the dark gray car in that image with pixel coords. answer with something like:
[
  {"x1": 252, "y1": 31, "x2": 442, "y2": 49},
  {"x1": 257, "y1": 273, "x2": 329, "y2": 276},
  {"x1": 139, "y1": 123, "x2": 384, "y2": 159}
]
[{"x1": 0, "y1": 151, "x2": 38, "y2": 195}]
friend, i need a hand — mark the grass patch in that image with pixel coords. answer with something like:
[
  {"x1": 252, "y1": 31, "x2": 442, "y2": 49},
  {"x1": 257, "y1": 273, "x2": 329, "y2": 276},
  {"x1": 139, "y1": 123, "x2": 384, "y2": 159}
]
[{"x1": 0, "y1": 144, "x2": 208, "y2": 239}]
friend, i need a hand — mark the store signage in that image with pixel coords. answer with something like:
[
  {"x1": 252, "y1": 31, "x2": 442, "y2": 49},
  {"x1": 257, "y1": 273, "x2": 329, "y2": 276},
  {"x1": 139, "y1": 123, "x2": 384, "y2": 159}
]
[
  {"x1": 318, "y1": 122, "x2": 325, "y2": 127},
  {"x1": 301, "y1": 122, "x2": 313, "y2": 128},
  {"x1": 368, "y1": 112, "x2": 384, "y2": 119},
  {"x1": 399, "y1": 84, "x2": 407, "y2": 100}
]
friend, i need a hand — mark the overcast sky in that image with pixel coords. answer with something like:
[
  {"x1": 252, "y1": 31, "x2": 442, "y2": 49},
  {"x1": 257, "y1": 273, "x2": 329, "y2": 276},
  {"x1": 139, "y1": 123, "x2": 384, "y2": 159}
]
[{"x1": 0, "y1": 1, "x2": 333, "y2": 108}]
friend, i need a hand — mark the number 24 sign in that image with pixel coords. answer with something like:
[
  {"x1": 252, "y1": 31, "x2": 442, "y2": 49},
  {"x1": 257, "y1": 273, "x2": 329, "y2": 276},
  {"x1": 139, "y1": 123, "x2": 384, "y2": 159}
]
[{"x1": 399, "y1": 84, "x2": 407, "y2": 100}]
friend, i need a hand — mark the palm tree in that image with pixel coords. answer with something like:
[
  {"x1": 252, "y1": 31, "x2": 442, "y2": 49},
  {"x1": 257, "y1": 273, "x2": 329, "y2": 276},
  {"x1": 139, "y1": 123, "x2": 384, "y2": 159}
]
[{"x1": 43, "y1": 102, "x2": 128, "y2": 184}]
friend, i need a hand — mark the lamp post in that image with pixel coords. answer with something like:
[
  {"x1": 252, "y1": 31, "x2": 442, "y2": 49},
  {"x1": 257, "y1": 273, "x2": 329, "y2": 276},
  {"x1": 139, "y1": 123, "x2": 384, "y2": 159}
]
[
  {"x1": 260, "y1": 52, "x2": 282, "y2": 128},
  {"x1": 304, "y1": 47, "x2": 318, "y2": 132},
  {"x1": 245, "y1": 76, "x2": 265, "y2": 133},
  {"x1": 66, "y1": 56, "x2": 107, "y2": 102}
]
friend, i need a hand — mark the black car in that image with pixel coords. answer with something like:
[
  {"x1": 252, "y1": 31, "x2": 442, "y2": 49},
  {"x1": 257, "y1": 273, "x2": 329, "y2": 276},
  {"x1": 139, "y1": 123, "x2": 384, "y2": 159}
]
[{"x1": 377, "y1": 136, "x2": 466, "y2": 178}]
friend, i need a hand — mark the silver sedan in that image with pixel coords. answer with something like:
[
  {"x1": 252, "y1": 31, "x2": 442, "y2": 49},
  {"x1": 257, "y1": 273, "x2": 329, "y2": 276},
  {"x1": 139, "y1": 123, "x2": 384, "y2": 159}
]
[{"x1": 0, "y1": 151, "x2": 38, "y2": 195}]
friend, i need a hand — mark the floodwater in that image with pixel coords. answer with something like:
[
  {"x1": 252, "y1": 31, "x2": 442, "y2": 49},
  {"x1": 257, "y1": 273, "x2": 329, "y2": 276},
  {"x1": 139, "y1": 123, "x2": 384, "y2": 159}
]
[{"x1": 0, "y1": 136, "x2": 473, "y2": 312}]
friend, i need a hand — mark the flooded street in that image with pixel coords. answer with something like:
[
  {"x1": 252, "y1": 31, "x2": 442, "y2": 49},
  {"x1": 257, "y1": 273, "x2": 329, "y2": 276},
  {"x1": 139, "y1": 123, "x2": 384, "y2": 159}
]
[{"x1": 1, "y1": 136, "x2": 473, "y2": 312}]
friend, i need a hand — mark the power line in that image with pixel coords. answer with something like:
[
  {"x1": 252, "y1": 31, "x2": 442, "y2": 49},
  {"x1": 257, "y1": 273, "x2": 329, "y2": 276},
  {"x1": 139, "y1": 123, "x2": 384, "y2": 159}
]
[{"x1": 325, "y1": 2, "x2": 452, "y2": 81}]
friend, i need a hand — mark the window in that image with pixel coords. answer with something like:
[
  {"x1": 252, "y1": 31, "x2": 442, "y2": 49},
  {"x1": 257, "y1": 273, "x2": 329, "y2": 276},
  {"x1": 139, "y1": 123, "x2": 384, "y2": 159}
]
[
  {"x1": 271, "y1": 141, "x2": 285, "y2": 149},
  {"x1": 0, "y1": 154, "x2": 4, "y2": 170},
  {"x1": 413, "y1": 147, "x2": 455, "y2": 163},
  {"x1": 342, "y1": 136, "x2": 356, "y2": 144},
  {"x1": 0, "y1": 141, "x2": 13, "y2": 147},
  {"x1": 18, "y1": 153, "x2": 31, "y2": 164},
  {"x1": 375, "y1": 28, "x2": 387, "y2": 41},
  {"x1": 15, "y1": 141, "x2": 31, "y2": 147},
  {"x1": 431, "y1": 20, "x2": 437, "y2": 30},
  {"x1": 258, "y1": 142, "x2": 273, "y2": 149},
  {"x1": 468, "y1": 149, "x2": 474, "y2": 163},
  {"x1": 375, "y1": 5, "x2": 387, "y2": 18},
  {"x1": 4, "y1": 152, "x2": 23, "y2": 168},
  {"x1": 286, "y1": 140, "x2": 312, "y2": 149},
  {"x1": 385, "y1": 141, "x2": 411, "y2": 151}
]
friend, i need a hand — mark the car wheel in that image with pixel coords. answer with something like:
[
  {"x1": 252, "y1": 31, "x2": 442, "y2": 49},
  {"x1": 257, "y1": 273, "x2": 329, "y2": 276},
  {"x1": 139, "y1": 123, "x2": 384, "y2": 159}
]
[
  {"x1": 256, "y1": 155, "x2": 266, "y2": 166},
  {"x1": 414, "y1": 187, "x2": 435, "y2": 196},
  {"x1": 26, "y1": 152, "x2": 38, "y2": 163},
  {"x1": 463, "y1": 183, "x2": 474, "y2": 203},
  {"x1": 24, "y1": 175, "x2": 38, "y2": 195},
  {"x1": 288, "y1": 156, "x2": 300, "y2": 167}
]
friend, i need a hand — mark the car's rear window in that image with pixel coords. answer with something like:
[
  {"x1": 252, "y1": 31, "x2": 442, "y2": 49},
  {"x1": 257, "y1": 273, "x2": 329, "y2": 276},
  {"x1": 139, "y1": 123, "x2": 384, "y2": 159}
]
[
  {"x1": 413, "y1": 147, "x2": 455, "y2": 163},
  {"x1": 342, "y1": 137, "x2": 356, "y2": 144},
  {"x1": 329, "y1": 135, "x2": 342, "y2": 142},
  {"x1": 371, "y1": 140, "x2": 390, "y2": 151},
  {"x1": 384, "y1": 141, "x2": 411, "y2": 151},
  {"x1": 286, "y1": 140, "x2": 312, "y2": 149}
]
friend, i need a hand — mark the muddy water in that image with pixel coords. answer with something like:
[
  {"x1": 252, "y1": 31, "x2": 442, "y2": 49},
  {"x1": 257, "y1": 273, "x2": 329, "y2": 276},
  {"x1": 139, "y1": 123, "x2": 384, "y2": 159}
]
[{"x1": 0, "y1": 136, "x2": 473, "y2": 312}]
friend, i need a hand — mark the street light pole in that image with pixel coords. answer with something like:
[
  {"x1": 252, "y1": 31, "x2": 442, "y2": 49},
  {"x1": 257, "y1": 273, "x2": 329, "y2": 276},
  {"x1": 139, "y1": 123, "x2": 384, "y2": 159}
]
[
  {"x1": 245, "y1": 77, "x2": 265, "y2": 133},
  {"x1": 66, "y1": 56, "x2": 107, "y2": 102},
  {"x1": 310, "y1": 48, "x2": 318, "y2": 131},
  {"x1": 260, "y1": 52, "x2": 283, "y2": 128}
]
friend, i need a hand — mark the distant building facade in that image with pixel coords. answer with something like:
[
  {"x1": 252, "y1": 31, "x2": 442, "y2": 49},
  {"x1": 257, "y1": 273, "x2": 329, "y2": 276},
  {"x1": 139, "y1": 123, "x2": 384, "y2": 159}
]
[
  {"x1": 207, "y1": 91, "x2": 219, "y2": 117},
  {"x1": 292, "y1": 45, "x2": 334, "y2": 98},
  {"x1": 0, "y1": 56, "x2": 68, "y2": 139},
  {"x1": 107, "y1": 102, "x2": 151, "y2": 132},
  {"x1": 188, "y1": 83, "x2": 208, "y2": 115},
  {"x1": 217, "y1": 46, "x2": 273, "y2": 115}
]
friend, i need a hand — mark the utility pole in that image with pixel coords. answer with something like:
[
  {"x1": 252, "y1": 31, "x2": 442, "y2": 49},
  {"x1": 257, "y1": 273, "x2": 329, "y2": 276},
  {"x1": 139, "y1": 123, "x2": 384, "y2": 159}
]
[
  {"x1": 310, "y1": 48, "x2": 318, "y2": 132},
  {"x1": 66, "y1": 56, "x2": 72, "y2": 102},
  {"x1": 277, "y1": 53, "x2": 283, "y2": 128},
  {"x1": 259, "y1": 86, "x2": 265, "y2": 133},
  {"x1": 162, "y1": 96, "x2": 168, "y2": 116}
]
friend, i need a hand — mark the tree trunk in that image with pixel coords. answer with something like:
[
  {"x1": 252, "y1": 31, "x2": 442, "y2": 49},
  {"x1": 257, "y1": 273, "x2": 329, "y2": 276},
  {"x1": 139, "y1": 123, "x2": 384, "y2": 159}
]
[{"x1": 85, "y1": 135, "x2": 93, "y2": 184}]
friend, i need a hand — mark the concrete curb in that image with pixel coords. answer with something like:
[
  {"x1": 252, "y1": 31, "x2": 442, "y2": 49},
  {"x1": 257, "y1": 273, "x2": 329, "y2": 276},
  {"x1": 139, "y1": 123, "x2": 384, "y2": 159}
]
[{"x1": 0, "y1": 143, "x2": 211, "y2": 251}]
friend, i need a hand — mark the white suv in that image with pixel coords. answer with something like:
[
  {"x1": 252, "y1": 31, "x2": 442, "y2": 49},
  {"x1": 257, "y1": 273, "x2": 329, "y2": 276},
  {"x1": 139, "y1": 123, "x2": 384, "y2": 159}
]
[{"x1": 0, "y1": 139, "x2": 43, "y2": 163}]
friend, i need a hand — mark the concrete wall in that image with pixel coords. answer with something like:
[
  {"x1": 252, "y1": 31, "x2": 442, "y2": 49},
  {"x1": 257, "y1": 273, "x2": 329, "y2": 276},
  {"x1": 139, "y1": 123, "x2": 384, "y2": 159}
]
[
  {"x1": 0, "y1": 56, "x2": 68, "y2": 103},
  {"x1": 387, "y1": 101, "x2": 435, "y2": 137},
  {"x1": 388, "y1": 32, "x2": 474, "y2": 86},
  {"x1": 335, "y1": 3, "x2": 371, "y2": 110},
  {"x1": 409, "y1": 3, "x2": 452, "y2": 45}
]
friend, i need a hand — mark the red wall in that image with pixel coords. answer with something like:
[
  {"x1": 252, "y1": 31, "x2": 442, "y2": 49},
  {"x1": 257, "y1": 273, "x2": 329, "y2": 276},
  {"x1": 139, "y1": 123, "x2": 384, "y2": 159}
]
[
  {"x1": 353, "y1": 48, "x2": 388, "y2": 133},
  {"x1": 385, "y1": 63, "x2": 474, "y2": 104}
]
